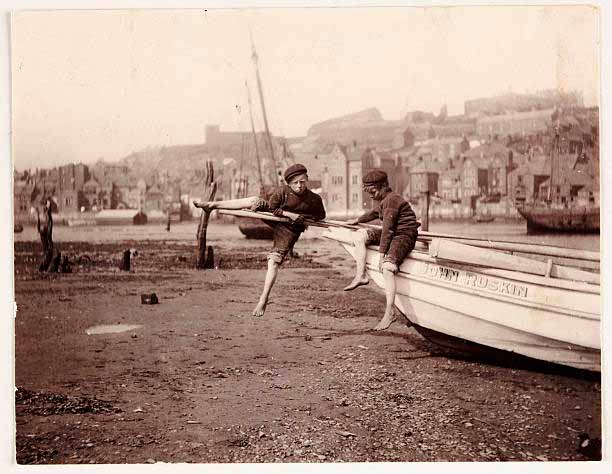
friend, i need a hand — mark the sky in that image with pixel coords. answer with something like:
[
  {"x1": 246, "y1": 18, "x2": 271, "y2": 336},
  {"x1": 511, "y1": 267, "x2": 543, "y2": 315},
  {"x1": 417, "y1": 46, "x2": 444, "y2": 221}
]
[{"x1": 11, "y1": 5, "x2": 600, "y2": 170}]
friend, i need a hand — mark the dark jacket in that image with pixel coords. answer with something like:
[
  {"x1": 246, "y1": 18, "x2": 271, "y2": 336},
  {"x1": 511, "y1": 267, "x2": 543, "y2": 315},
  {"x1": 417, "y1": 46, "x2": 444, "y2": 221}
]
[
  {"x1": 267, "y1": 185, "x2": 326, "y2": 233},
  {"x1": 357, "y1": 191, "x2": 420, "y2": 254}
]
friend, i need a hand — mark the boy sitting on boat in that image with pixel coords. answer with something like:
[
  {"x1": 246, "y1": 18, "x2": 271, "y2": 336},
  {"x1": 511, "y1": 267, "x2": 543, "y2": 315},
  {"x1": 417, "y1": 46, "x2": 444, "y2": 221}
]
[
  {"x1": 193, "y1": 163, "x2": 326, "y2": 317},
  {"x1": 344, "y1": 170, "x2": 420, "y2": 331}
]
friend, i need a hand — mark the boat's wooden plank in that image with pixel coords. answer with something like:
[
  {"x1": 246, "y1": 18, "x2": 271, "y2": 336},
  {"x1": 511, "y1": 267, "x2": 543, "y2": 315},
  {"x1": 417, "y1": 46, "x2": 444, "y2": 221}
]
[
  {"x1": 324, "y1": 232, "x2": 599, "y2": 294},
  {"x1": 429, "y1": 239, "x2": 599, "y2": 285},
  {"x1": 417, "y1": 232, "x2": 599, "y2": 262},
  {"x1": 322, "y1": 218, "x2": 600, "y2": 262}
]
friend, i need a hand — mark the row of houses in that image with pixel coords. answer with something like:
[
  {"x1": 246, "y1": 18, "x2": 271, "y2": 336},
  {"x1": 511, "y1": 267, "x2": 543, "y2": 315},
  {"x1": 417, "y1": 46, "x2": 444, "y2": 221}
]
[
  {"x1": 13, "y1": 161, "x2": 184, "y2": 222},
  {"x1": 299, "y1": 108, "x2": 599, "y2": 219}
]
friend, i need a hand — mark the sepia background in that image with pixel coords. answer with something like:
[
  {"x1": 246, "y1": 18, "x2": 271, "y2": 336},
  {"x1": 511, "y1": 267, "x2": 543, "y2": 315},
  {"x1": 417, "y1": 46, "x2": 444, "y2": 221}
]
[{"x1": 3, "y1": 0, "x2": 611, "y2": 471}]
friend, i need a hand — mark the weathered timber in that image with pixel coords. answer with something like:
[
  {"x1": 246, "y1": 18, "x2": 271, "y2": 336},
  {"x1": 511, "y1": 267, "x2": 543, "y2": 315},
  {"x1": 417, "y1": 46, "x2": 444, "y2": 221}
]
[
  {"x1": 36, "y1": 198, "x2": 55, "y2": 272},
  {"x1": 429, "y1": 238, "x2": 599, "y2": 285},
  {"x1": 49, "y1": 252, "x2": 62, "y2": 273},
  {"x1": 196, "y1": 161, "x2": 217, "y2": 269}
]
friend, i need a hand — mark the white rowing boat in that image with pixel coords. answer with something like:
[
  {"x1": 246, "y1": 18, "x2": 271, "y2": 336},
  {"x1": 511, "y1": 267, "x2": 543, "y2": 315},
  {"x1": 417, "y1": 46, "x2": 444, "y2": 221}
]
[
  {"x1": 323, "y1": 225, "x2": 601, "y2": 372},
  {"x1": 215, "y1": 209, "x2": 601, "y2": 372}
]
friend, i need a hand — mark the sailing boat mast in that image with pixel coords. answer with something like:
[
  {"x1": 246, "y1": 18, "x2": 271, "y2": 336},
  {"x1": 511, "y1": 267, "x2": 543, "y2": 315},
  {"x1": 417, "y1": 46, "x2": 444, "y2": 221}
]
[
  {"x1": 245, "y1": 80, "x2": 264, "y2": 192},
  {"x1": 548, "y1": 132, "x2": 558, "y2": 202},
  {"x1": 250, "y1": 32, "x2": 279, "y2": 184}
]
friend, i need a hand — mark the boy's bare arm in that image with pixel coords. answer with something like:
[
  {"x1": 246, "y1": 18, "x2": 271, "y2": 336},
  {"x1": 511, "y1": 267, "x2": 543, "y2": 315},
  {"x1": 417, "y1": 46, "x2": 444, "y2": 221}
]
[{"x1": 347, "y1": 209, "x2": 378, "y2": 225}]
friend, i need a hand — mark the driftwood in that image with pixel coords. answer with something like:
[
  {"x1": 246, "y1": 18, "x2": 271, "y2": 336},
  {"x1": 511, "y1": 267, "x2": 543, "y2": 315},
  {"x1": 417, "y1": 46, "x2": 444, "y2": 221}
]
[
  {"x1": 36, "y1": 198, "x2": 55, "y2": 272},
  {"x1": 196, "y1": 161, "x2": 217, "y2": 269}
]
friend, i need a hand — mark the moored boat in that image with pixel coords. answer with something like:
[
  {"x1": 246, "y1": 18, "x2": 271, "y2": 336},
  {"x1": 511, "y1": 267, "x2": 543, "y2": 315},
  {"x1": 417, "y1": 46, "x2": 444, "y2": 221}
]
[
  {"x1": 516, "y1": 204, "x2": 599, "y2": 233},
  {"x1": 133, "y1": 211, "x2": 148, "y2": 225},
  {"x1": 472, "y1": 214, "x2": 495, "y2": 223},
  {"x1": 323, "y1": 225, "x2": 600, "y2": 372}
]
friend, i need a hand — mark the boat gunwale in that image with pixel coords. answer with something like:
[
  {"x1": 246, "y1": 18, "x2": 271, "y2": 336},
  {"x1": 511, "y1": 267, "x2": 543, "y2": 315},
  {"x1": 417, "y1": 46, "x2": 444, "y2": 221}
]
[{"x1": 324, "y1": 233, "x2": 600, "y2": 295}]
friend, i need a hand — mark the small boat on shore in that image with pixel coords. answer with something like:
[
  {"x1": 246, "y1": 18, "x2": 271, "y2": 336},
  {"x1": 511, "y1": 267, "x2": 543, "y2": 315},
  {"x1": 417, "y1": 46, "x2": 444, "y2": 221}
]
[
  {"x1": 473, "y1": 214, "x2": 495, "y2": 223},
  {"x1": 133, "y1": 211, "x2": 148, "y2": 226},
  {"x1": 215, "y1": 209, "x2": 601, "y2": 372},
  {"x1": 323, "y1": 224, "x2": 600, "y2": 372}
]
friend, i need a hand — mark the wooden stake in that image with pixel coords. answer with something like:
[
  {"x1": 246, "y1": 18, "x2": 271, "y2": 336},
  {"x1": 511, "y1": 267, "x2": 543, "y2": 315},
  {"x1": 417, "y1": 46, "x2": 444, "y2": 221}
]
[
  {"x1": 36, "y1": 198, "x2": 55, "y2": 272},
  {"x1": 196, "y1": 161, "x2": 217, "y2": 269},
  {"x1": 120, "y1": 249, "x2": 131, "y2": 271}
]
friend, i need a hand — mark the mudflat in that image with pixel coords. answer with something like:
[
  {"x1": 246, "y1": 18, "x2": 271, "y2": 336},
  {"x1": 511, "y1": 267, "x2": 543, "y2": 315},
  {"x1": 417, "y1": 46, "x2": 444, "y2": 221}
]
[{"x1": 13, "y1": 223, "x2": 601, "y2": 463}]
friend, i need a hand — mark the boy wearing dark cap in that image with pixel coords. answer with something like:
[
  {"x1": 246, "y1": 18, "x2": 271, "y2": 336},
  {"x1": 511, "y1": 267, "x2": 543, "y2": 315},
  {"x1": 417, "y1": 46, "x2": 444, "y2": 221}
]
[
  {"x1": 344, "y1": 169, "x2": 420, "y2": 331},
  {"x1": 194, "y1": 163, "x2": 325, "y2": 317}
]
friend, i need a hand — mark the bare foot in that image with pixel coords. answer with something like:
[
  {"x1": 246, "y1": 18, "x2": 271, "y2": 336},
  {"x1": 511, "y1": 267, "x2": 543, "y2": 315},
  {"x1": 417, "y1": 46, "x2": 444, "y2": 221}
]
[
  {"x1": 193, "y1": 200, "x2": 213, "y2": 212},
  {"x1": 252, "y1": 300, "x2": 267, "y2": 317},
  {"x1": 372, "y1": 312, "x2": 397, "y2": 331},
  {"x1": 343, "y1": 277, "x2": 369, "y2": 291}
]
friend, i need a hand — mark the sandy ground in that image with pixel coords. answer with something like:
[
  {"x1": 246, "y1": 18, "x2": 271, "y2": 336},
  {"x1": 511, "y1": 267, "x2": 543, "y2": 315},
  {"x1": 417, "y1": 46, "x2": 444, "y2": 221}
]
[{"x1": 13, "y1": 222, "x2": 601, "y2": 464}]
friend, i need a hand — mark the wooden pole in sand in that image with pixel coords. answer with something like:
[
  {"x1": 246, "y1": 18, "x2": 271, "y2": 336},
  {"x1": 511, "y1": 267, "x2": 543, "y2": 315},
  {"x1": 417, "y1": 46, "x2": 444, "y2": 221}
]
[
  {"x1": 36, "y1": 197, "x2": 55, "y2": 272},
  {"x1": 196, "y1": 161, "x2": 217, "y2": 269}
]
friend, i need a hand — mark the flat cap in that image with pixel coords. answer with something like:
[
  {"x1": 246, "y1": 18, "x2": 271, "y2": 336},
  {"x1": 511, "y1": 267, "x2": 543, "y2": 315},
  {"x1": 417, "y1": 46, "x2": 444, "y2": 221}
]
[
  {"x1": 284, "y1": 163, "x2": 308, "y2": 183},
  {"x1": 362, "y1": 169, "x2": 388, "y2": 186}
]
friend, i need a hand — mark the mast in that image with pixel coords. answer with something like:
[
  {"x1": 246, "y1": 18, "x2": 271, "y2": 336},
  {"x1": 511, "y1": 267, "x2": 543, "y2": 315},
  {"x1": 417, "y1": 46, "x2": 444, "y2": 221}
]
[
  {"x1": 246, "y1": 80, "x2": 265, "y2": 193},
  {"x1": 250, "y1": 32, "x2": 280, "y2": 184},
  {"x1": 237, "y1": 132, "x2": 246, "y2": 198},
  {"x1": 548, "y1": 132, "x2": 558, "y2": 202}
]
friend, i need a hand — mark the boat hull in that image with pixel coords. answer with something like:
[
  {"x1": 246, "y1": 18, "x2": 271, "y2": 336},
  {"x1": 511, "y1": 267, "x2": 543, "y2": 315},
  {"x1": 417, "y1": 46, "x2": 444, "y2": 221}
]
[
  {"x1": 326, "y1": 227, "x2": 600, "y2": 372},
  {"x1": 517, "y1": 205, "x2": 600, "y2": 234},
  {"x1": 237, "y1": 217, "x2": 274, "y2": 239}
]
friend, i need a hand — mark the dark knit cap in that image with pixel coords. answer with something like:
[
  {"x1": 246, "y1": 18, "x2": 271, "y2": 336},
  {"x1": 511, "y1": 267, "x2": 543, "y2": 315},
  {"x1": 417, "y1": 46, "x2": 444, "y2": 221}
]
[
  {"x1": 362, "y1": 169, "x2": 388, "y2": 186},
  {"x1": 284, "y1": 163, "x2": 308, "y2": 183}
]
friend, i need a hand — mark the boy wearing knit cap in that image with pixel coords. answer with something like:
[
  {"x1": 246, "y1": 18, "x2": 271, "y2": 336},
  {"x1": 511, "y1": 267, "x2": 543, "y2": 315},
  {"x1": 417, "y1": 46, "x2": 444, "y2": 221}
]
[
  {"x1": 194, "y1": 163, "x2": 325, "y2": 317},
  {"x1": 344, "y1": 169, "x2": 420, "y2": 331}
]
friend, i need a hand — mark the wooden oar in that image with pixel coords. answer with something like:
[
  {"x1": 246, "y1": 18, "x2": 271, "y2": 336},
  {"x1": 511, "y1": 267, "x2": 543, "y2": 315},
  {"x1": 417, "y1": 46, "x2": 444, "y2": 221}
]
[
  {"x1": 217, "y1": 209, "x2": 355, "y2": 229},
  {"x1": 217, "y1": 210, "x2": 599, "y2": 264},
  {"x1": 327, "y1": 218, "x2": 599, "y2": 263}
]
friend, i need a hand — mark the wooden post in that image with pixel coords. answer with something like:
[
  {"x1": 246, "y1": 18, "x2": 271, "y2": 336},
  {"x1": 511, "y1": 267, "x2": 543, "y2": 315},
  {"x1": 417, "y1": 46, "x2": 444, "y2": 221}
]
[
  {"x1": 36, "y1": 198, "x2": 55, "y2": 272},
  {"x1": 421, "y1": 191, "x2": 430, "y2": 232},
  {"x1": 166, "y1": 205, "x2": 171, "y2": 232},
  {"x1": 120, "y1": 249, "x2": 131, "y2": 271},
  {"x1": 196, "y1": 161, "x2": 217, "y2": 269}
]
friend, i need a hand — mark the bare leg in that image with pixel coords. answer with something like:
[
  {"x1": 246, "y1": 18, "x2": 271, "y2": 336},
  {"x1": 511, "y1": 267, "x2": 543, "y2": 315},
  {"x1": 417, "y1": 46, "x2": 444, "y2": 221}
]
[
  {"x1": 193, "y1": 196, "x2": 260, "y2": 211},
  {"x1": 373, "y1": 268, "x2": 397, "y2": 331},
  {"x1": 343, "y1": 229, "x2": 370, "y2": 291},
  {"x1": 252, "y1": 259, "x2": 280, "y2": 317}
]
